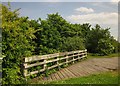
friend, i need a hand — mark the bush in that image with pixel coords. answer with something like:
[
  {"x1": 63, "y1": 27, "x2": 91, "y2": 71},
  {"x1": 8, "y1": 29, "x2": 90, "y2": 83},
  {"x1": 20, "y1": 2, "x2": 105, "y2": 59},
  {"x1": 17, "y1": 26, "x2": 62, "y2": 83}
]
[
  {"x1": 62, "y1": 37, "x2": 85, "y2": 51},
  {"x1": 96, "y1": 39, "x2": 114, "y2": 55},
  {"x1": 2, "y1": 4, "x2": 36, "y2": 84}
]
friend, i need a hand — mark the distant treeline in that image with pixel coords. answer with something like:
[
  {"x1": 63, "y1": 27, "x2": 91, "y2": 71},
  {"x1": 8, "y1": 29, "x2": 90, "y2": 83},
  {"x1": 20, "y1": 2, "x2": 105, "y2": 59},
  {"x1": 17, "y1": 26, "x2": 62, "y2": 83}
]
[{"x1": 1, "y1": 4, "x2": 120, "y2": 84}]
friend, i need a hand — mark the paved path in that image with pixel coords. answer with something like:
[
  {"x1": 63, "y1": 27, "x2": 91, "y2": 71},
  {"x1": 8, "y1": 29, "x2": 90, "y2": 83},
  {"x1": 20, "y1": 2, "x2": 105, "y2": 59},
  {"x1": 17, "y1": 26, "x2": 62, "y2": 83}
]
[{"x1": 35, "y1": 57, "x2": 118, "y2": 82}]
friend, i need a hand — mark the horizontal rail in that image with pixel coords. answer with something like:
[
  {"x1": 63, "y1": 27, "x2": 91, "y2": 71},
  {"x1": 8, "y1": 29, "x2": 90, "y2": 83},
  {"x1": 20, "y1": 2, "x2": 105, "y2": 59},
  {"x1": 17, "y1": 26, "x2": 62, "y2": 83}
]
[
  {"x1": 24, "y1": 50, "x2": 86, "y2": 62},
  {"x1": 24, "y1": 55, "x2": 48, "y2": 62}
]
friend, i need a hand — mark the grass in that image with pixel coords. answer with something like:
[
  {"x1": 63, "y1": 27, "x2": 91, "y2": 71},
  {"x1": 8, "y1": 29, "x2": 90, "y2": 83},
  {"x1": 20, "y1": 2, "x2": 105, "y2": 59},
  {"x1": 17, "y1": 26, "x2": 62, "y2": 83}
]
[
  {"x1": 87, "y1": 53, "x2": 118, "y2": 59},
  {"x1": 34, "y1": 71, "x2": 118, "y2": 84}
]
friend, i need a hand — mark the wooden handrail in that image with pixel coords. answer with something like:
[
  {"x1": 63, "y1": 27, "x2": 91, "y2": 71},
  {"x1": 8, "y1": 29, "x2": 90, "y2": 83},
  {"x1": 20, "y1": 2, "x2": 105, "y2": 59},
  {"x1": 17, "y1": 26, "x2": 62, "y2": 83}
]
[{"x1": 23, "y1": 49, "x2": 87, "y2": 77}]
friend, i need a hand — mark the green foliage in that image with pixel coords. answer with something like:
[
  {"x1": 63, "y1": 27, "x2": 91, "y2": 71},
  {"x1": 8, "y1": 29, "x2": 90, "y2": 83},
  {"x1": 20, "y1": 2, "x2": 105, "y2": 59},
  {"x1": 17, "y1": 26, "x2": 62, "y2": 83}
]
[
  {"x1": 34, "y1": 13, "x2": 85, "y2": 54},
  {"x1": 62, "y1": 37, "x2": 85, "y2": 51},
  {"x1": 2, "y1": 4, "x2": 36, "y2": 84},
  {"x1": 109, "y1": 36, "x2": 120, "y2": 53},
  {"x1": 81, "y1": 23, "x2": 91, "y2": 38},
  {"x1": 2, "y1": 68, "x2": 23, "y2": 84},
  {"x1": 86, "y1": 24, "x2": 115, "y2": 55},
  {"x1": 2, "y1": 3, "x2": 120, "y2": 85},
  {"x1": 34, "y1": 17, "x2": 62, "y2": 54},
  {"x1": 97, "y1": 39, "x2": 114, "y2": 55}
]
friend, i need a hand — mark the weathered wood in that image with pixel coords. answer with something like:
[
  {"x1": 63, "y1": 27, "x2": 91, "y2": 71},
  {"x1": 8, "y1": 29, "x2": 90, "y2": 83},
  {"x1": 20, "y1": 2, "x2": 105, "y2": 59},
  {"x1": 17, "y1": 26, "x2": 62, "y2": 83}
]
[
  {"x1": 42, "y1": 57, "x2": 117, "y2": 82},
  {"x1": 25, "y1": 55, "x2": 48, "y2": 62},
  {"x1": 67, "y1": 51, "x2": 75, "y2": 55},
  {"x1": 59, "y1": 52, "x2": 67, "y2": 56},
  {"x1": 65, "y1": 68, "x2": 76, "y2": 77},
  {"x1": 59, "y1": 62, "x2": 66, "y2": 66},
  {"x1": 46, "y1": 59, "x2": 58, "y2": 63},
  {"x1": 24, "y1": 62, "x2": 44, "y2": 68},
  {"x1": 47, "y1": 53, "x2": 59, "y2": 59},
  {"x1": 59, "y1": 56, "x2": 68, "y2": 60},
  {"x1": 57, "y1": 71, "x2": 64, "y2": 79},
  {"x1": 43, "y1": 59, "x2": 47, "y2": 70},
  {"x1": 67, "y1": 59, "x2": 74, "y2": 63},
  {"x1": 23, "y1": 49, "x2": 87, "y2": 77},
  {"x1": 72, "y1": 54, "x2": 75, "y2": 64},
  {"x1": 66, "y1": 55, "x2": 68, "y2": 65},
  {"x1": 24, "y1": 69, "x2": 28, "y2": 77},
  {"x1": 51, "y1": 73, "x2": 57, "y2": 81},
  {"x1": 59, "y1": 69, "x2": 68, "y2": 79},
  {"x1": 28, "y1": 69, "x2": 45, "y2": 76},
  {"x1": 48, "y1": 64, "x2": 58, "y2": 70},
  {"x1": 61, "y1": 68, "x2": 71, "y2": 78},
  {"x1": 67, "y1": 55, "x2": 74, "y2": 58},
  {"x1": 57, "y1": 58, "x2": 60, "y2": 70},
  {"x1": 54, "y1": 72, "x2": 61, "y2": 80},
  {"x1": 23, "y1": 63, "x2": 28, "y2": 77}
]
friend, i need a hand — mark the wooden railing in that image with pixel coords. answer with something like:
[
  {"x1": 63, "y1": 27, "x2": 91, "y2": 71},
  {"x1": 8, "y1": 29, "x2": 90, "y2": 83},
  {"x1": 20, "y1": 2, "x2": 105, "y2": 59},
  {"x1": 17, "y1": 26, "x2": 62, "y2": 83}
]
[{"x1": 23, "y1": 49, "x2": 87, "y2": 77}]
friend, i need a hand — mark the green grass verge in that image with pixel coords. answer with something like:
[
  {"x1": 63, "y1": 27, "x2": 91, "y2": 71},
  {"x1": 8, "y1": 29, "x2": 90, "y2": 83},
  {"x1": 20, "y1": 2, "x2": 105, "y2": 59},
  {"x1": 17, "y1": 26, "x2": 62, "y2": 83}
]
[
  {"x1": 87, "y1": 53, "x2": 118, "y2": 59},
  {"x1": 35, "y1": 71, "x2": 118, "y2": 84}
]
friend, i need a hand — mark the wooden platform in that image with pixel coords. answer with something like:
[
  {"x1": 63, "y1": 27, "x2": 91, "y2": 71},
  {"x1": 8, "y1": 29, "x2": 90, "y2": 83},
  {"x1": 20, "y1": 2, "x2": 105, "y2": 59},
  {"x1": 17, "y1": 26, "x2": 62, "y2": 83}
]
[{"x1": 33, "y1": 57, "x2": 118, "y2": 82}]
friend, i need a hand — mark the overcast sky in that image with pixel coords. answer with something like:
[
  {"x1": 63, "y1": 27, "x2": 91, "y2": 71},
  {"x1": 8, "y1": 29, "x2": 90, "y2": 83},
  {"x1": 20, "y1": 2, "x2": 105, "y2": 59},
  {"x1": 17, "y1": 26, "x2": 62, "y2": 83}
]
[{"x1": 2, "y1": 0, "x2": 119, "y2": 40}]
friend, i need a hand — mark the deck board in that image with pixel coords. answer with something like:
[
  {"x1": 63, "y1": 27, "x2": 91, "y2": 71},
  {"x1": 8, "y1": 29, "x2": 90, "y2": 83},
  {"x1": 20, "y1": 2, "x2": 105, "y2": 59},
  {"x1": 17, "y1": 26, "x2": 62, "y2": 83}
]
[{"x1": 36, "y1": 57, "x2": 118, "y2": 82}]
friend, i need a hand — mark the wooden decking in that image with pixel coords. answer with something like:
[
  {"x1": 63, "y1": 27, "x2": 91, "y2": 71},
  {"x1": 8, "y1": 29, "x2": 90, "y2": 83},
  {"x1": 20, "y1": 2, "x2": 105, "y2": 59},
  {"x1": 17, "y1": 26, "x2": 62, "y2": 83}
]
[{"x1": 34, "y1": 57, "x2": 118, "y2": 82}]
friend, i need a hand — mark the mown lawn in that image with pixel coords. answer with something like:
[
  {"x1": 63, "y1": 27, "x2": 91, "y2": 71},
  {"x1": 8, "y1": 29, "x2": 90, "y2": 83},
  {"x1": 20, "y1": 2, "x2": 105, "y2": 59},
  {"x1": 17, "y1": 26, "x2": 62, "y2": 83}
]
[
  {"x1": 87, "y1": 53, "x2": 118, "y2": 59},
  {"x1": 44, "y1": 71, "x2": 118, "y2": 84}
]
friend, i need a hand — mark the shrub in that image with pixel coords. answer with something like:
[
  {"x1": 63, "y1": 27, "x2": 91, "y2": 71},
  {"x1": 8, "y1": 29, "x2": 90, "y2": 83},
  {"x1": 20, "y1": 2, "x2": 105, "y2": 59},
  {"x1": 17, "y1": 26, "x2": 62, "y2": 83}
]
[
  {"x1": 2, "y1": 4, "x2": 36, "y2": 84},
  {"x1": 96, "y1": 39, "x2": 114, "y2": 55},
  {"x1": 62, "y1": 37, "x2": 85, "y2": 51}
]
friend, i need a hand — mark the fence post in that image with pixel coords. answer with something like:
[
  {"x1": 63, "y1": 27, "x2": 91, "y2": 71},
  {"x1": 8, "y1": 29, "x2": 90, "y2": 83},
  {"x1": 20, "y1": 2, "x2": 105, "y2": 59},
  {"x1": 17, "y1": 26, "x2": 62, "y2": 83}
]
[
  {"x1": 57, "y1": 57, "x2": 60, "y2": 70},
  {"x1": 72, "y1": 53, "x2": 75, "y2": 64},
  {"x1": 85, "y1": 49, "x2": 87, "y2": 58},
  {"x1": 44, "y1": 58, "x2": 48, "y2": 76},
  {"x1": 66, "y1": 55, "x2": 68, "y2": 65},
  {"x1": 78, "y1": 51, "x2": 81, "y2": 61},
  {"x1": 44, "y1": 59, "x2": 47, "y2": 70},
  {"x1": 23, "y1": 63, "x2": 27, "y2": 77},
  {"x1": 76, "y1": 52, "x2": 79, "y2": 61}
]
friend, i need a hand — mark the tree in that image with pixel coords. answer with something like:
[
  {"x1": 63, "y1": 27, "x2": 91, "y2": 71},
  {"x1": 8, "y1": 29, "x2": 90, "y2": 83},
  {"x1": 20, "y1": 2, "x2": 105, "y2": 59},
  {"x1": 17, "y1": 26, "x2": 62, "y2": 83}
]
[
  {"x1": 2, "y1": 4, "x2": 36, "y2": 84},
  {"x1": 62, "y1": 37, "x2": 85, "y2": 52},
  {"x1": 81, "y1": 23, "x2": 91, "y2": 38},
  {"x1": 97, "y1": 39, "x2": 114, "y2": 55},
  {"x1": 86, "y1": 24, "x2": 113, "y2": 55}
]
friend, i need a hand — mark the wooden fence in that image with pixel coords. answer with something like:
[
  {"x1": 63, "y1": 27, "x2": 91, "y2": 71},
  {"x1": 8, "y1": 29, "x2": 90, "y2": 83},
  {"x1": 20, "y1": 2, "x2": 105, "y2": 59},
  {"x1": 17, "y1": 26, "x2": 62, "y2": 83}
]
[{"x1": 23, "y1": 49, "x2": 87, "y2": 77}]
